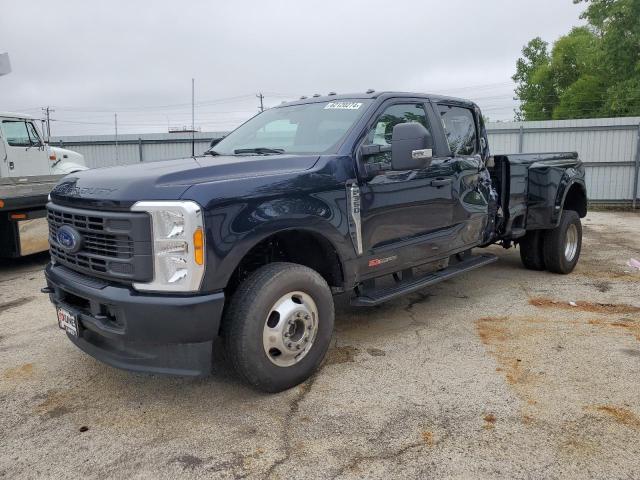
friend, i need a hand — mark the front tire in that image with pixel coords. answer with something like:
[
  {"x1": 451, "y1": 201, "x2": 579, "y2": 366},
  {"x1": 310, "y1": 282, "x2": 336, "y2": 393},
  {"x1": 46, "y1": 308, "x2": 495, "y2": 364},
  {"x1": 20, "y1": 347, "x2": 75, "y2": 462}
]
[
  {"x1": 542, "y1": 209, "x2": 582, "y2": 274},
  {"x1": 222, "y1": 262, "x2": 334, "y2": 392}
]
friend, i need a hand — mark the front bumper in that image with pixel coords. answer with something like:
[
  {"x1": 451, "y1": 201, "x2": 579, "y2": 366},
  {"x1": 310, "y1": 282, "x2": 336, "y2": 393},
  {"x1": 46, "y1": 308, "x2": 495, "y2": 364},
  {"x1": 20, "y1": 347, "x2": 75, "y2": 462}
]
[{"x1": 44, "y1": 263, "x2": 225, "y2": 376}]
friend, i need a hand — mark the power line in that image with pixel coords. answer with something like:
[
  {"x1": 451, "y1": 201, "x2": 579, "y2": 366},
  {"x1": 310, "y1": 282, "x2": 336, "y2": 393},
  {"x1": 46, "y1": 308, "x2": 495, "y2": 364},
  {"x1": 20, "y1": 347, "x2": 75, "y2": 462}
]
[{"x1": 31, "y1": 94, "x2": 258, "y2": 114}]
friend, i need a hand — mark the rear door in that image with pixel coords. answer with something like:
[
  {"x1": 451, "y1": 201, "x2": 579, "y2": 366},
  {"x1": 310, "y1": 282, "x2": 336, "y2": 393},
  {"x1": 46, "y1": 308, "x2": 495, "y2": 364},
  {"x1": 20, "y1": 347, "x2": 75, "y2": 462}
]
[
  {"x1": 356, "y1": 99, "x2": 459, "y2": 278},
  {"x1": 0, "y1": 119, "x2": 50, "y2": 177}
]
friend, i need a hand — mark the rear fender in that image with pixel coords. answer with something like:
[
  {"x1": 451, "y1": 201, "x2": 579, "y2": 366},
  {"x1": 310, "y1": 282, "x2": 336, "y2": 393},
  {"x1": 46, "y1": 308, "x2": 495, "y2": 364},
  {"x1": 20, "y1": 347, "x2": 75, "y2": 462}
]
[
  {"x1": 557, "y1": 178, "x2": 587, "y2": 220},
  {"x1": 526, "y1": 160, "x2": 585, "y2": 230}
]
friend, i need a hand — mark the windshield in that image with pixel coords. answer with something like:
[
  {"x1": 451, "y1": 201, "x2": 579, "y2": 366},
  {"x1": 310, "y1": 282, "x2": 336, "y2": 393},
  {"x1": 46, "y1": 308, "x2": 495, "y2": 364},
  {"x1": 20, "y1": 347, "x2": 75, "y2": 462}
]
[{"x1": 211, "y1": 99, "x2": 372, "y2": 155}]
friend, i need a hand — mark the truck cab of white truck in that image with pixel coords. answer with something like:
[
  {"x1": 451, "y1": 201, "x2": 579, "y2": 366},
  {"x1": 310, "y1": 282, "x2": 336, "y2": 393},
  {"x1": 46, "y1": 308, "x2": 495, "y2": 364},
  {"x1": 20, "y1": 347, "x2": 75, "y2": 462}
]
[
  {"x1": 0, "y1": 112, "x2": 87, "y2": 257},
  {"x1": 0, "y1": 112, "x2": 86, "y2": 177}
]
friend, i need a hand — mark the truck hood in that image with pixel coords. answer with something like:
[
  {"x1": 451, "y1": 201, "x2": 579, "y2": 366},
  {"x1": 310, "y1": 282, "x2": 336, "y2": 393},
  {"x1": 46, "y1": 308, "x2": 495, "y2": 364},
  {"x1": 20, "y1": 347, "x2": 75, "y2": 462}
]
[
  {"x1": 50, "y1": 154, "x2": 320, "y2": 209},
  {"x1": 50, "y1": 146, "x2": 88, "y2": 175}
]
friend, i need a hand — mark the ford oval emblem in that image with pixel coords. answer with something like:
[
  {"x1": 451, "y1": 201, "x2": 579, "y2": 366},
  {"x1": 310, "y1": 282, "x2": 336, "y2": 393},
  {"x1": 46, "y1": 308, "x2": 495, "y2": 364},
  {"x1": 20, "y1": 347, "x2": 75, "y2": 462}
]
[{"x1": 56, "y1": 225, "x2": 82, "y2": 253}]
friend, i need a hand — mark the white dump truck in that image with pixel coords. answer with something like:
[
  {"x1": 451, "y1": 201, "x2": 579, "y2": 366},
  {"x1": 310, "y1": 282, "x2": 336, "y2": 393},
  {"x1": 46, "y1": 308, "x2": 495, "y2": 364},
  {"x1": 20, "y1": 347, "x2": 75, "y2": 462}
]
[{"x1": 0, "y1": 111, "x2": 87, "y2": 257}]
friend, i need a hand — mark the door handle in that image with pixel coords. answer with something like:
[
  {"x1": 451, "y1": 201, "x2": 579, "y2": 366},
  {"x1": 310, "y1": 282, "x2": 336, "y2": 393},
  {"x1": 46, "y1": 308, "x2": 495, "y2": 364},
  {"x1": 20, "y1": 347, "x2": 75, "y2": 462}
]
[
  {"x1": 9, "y1": 161, "x2": 14, "y2": 170},
  {"x1": 430, "y1": 178, "x2": 452, "y2": 187}
]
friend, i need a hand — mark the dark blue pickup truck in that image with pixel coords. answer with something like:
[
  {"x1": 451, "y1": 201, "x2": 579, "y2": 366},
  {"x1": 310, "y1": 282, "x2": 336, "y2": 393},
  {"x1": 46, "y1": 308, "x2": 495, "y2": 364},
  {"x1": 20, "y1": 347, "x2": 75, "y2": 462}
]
[{"x1": 43, "y1": 91, "x2": 587, "y2": 391}]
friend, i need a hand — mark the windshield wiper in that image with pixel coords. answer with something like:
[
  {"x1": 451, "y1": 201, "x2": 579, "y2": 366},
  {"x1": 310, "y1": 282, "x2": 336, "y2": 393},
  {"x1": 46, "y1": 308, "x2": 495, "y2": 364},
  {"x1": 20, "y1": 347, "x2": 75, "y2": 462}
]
[
  {"x1": 234, "y1": 147, "x2": 285, "y2": 155},
  {"x1": 204, "y1": 149, "x2": 220, "y2": 156}
]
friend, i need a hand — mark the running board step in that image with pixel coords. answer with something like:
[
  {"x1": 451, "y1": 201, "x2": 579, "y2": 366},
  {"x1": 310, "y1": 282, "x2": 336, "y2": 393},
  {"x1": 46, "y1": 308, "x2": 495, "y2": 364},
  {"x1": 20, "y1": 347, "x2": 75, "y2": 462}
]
[{"x1": 351, "y1": 253, "x2": 498, "y2": 307}]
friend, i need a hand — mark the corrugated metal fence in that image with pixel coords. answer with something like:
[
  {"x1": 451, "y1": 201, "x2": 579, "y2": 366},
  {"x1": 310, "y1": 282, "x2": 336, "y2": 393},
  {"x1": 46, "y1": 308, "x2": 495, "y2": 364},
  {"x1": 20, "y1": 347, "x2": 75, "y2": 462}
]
[
  {"x1": 51, "y1": 131, "x2": 226, "y2": 168},
  {"x1": 51, "y1": 117, "x2": 640, "y2": 206}
]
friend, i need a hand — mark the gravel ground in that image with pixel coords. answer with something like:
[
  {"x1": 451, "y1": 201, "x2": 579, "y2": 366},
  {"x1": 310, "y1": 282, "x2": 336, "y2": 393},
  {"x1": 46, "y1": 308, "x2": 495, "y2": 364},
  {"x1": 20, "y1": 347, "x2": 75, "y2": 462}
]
[{"x1": 1, "y1": 211, "x2": 639, "y2": 479}]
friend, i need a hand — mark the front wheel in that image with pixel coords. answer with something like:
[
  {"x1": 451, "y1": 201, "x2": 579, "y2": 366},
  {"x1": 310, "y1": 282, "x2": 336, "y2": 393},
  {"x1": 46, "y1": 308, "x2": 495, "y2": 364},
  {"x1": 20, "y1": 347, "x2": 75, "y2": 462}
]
[
  {"x1": 222, "y1": 262, "x2": 334, "y2": 392},
  {"x1": 542, "y1": 209, "x2": 582, "y2": 274}
]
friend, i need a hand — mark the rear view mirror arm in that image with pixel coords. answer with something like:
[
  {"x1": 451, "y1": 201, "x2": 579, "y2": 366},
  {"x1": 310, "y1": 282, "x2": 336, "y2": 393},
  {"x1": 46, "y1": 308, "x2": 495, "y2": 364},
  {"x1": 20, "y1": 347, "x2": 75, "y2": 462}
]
[{"x1": 360, "y1": 144, "x2": 391, "y2": 157}]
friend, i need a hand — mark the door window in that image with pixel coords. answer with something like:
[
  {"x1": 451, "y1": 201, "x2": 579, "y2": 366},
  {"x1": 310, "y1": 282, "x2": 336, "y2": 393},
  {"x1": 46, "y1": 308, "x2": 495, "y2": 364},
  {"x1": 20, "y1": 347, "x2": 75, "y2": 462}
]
[
  {"x1": 26, "y1": 122, "x2": 43, "y2": 145},
  {"x1": 364, "y1": 103, "x2": 430, "y2": 167},
  {"x1": 437, "y1": 105, "x2": 477, "y2": 156},
  {"x1": 1, "y1": 121, "x2": 31, "y2": 147}
]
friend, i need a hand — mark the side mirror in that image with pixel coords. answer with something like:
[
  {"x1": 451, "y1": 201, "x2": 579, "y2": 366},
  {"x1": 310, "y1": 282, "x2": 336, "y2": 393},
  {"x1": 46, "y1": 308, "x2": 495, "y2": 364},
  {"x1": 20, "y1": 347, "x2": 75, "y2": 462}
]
[{"x1": 391, "y1": 122, "x2": 433, "y2": 170}]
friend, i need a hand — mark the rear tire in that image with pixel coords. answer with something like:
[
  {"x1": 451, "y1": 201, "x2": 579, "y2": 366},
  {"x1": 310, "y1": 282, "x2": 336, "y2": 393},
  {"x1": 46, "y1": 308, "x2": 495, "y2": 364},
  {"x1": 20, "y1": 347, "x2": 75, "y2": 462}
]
[
  {"x1": 519, "y1": 230, "x2": 546, "y2": 271},
  {"x1": 542, "y1": 209, "x2": 582, "y2": 274},
  {"x1": 222, "y1": 262, "x2": 334, "y2": 393}
]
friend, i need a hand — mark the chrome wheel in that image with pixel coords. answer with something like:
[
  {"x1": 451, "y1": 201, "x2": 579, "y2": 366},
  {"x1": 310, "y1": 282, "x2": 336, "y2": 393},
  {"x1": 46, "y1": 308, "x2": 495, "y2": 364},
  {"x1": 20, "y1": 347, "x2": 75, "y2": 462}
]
[
  {"x1": 564, "y1": 223, "x2": 578, "y2": 262},
  {"x1": 262, "y1": 291, "x2": 318, "y2": 367}
]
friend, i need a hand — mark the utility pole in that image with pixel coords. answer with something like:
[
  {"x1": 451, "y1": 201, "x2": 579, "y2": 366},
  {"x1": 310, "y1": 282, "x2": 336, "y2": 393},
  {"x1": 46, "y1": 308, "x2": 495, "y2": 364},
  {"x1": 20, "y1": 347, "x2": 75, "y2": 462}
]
[
  {"x1": 114, "y1": 113, "x2": 119, "y2": 164},
  {"x1": 42, "y1": 106, "x2": 54, "y2": 142},
  {"x1": 0, "y1": 52, "x2": 10, "y2": 76},
  {"x1": 257, "y1": 92, "x2": 264, "y2": 112},
  {"x1": 191, "y1": 78, "x2": 195, "y2": 157}
]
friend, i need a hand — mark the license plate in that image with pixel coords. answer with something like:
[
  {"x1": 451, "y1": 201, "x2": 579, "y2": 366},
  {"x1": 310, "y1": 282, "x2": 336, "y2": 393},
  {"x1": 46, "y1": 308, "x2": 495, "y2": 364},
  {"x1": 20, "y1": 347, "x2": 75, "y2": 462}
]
[{"x1": 56, "y1": 306, "x2": 79, "y2": 337}]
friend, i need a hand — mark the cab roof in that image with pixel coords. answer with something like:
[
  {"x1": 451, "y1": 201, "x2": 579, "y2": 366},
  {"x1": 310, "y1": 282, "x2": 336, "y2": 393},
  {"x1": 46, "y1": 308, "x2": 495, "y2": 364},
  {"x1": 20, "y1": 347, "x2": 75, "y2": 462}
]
[
  {"x1": 0, "y1": 111, "x2": 36, "y2": 120},
  {"x1": 277, "y1": 91, "x2": 477, "y2": 109}
]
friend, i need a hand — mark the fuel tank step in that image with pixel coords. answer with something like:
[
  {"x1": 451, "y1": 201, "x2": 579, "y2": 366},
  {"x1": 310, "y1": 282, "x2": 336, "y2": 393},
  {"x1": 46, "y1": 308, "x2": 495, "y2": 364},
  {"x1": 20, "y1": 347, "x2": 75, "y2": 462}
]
[{"x1": 350, "y1": 253, "x2": 498, "y2": 307}]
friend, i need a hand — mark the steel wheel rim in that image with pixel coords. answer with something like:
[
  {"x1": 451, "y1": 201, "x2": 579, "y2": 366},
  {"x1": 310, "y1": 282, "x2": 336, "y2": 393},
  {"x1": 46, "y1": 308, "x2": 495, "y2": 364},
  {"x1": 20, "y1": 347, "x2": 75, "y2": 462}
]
[
  {"x1": 564, "y1": 223, "x2": 578, "y2": 262},
  {"x1": 262, "y1": 291, "x2": 319, "y2": 367}
]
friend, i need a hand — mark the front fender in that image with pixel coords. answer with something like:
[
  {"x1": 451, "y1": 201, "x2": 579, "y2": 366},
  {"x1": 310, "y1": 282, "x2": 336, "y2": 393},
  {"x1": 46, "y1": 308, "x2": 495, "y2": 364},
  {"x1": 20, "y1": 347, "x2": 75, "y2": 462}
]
[{"x1": 197, "y1": 192, "x2": 356, "y2": 292}]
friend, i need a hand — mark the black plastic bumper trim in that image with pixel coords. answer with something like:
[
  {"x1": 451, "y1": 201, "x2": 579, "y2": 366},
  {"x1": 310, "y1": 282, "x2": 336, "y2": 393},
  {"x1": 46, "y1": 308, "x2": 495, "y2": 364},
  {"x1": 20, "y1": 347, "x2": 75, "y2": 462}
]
[{"x1": 44, "y1": 262, "x2": 225, "y2": 376}]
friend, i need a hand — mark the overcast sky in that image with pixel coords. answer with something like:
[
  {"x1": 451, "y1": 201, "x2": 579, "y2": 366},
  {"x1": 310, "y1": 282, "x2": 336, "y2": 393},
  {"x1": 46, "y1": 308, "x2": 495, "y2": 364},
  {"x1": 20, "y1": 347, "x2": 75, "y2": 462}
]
[{"x1": 1, "y1": 0, "x2": 585, "y2": 137}]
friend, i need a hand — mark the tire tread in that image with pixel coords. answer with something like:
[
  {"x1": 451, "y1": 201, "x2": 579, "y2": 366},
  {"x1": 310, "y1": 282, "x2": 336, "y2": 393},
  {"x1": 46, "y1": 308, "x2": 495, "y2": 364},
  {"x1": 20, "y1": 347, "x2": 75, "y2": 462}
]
[
  {"x1": 222, "y1": 262, "x2": 333, "y2": 392},
  {"x1": 542, "y1": 209, "x2": 581, "y2": 274}
]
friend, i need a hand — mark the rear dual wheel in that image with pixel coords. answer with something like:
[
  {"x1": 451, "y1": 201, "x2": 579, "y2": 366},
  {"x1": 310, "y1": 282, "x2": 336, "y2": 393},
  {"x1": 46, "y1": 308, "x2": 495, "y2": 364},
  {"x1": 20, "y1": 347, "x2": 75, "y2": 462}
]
[{"x1": 519, "y1": 209, "x2": 582, "y2": 274}]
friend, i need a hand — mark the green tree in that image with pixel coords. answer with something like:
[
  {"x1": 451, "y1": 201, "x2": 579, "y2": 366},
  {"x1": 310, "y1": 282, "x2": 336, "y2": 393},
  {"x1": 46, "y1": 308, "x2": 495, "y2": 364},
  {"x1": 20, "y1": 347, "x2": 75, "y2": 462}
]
[
  {"x1": 513, "y1": 37, "x2": 555, "y2": 120},
  {"x1": 513, "y1": 0, "x2": 640, "y2": 120}
]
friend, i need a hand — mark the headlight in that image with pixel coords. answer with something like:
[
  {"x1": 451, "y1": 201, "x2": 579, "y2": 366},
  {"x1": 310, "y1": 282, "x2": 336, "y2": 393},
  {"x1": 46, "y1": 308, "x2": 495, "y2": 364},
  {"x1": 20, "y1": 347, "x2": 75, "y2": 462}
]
[{"x1": 131, "y1": 200, "x2": 205, "y2": 292}]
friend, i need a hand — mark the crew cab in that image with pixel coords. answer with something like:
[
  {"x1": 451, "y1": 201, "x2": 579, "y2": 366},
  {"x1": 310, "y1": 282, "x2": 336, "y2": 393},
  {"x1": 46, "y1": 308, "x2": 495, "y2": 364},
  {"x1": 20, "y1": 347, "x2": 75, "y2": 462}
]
[
  {"x1": 0, "y1": 112, "x2": 87, "y2": 257},
  {"x1": 43, "y1": 92, "x2": 587, "y2": 391}
]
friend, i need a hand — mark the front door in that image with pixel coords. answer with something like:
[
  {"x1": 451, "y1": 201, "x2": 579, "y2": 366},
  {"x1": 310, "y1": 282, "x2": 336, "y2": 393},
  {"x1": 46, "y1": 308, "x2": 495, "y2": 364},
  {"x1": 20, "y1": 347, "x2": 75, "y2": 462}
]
[
  {"x1": 357, "y1": 101, "x2": 459, "y2": 278},
  {"x1": 0, "y1": 119, "x2": 49, "y2": 177},
  {"x1": 436, "y1": 103, "x2": 488, "y2": 249}
]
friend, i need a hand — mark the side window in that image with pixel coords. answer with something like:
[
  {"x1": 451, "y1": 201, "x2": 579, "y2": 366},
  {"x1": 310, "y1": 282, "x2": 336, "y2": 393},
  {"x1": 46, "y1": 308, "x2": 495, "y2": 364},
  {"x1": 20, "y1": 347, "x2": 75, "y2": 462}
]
[
  {"x1": 364, "y1": 103, "x2": 430, "y2": 167},
  {"x1": 438, "y1": 105, "x2": 477, "y2": 156},
  {"x1": 26, "y1": 122, "x2": 42, "y2": 145},
  {"x1": 1, "y1": 121, "x2": 31, "y2": 147}
]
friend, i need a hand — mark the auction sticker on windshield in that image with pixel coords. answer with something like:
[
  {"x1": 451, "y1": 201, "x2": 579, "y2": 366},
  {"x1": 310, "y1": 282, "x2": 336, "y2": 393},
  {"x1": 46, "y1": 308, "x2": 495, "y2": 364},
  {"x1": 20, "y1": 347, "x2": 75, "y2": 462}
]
[{"x1": 324, "y1": 102, "x2": 363, "y2": 110}]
